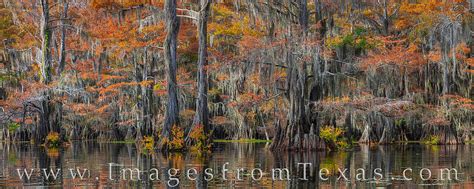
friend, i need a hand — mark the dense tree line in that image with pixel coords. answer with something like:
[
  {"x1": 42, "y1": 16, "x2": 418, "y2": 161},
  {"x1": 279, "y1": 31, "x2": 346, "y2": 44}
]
[{"x1": 0, "y1": 0, "x2": 472, "y2": 151}]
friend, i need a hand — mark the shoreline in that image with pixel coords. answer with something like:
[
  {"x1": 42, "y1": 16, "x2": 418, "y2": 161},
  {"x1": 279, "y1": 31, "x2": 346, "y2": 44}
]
[{"x1": 0, "y1": 140, "x2": 472, "y2": 145}]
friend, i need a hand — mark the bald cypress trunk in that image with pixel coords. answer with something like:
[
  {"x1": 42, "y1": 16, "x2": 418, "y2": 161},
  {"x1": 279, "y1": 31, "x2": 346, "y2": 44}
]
[
  {"x1": 141, "y1": 49, "x2": 154, "y2": 137},
  {"x1": 381, "y1": 0, "x2": 389, "y2": 36},
  {"x1": 36, "y1": 0, "x2": 58, "y2": 144},
  {"x1": 40, "y1": 0, "x2": 52, "y2": 84},
  {"x1": 270, "y1": 0, "x2": 324, "y2": 151},
  {"x1": 188, "y1": 0, "x2": 211, "y2": 145},
  {"x1": 58, "y1": 0, "x2": 68, "y2": 75},
  {"x1": 162, "y1": 0, "x2": 180, "y2": 143},
  {"x1": 299, "y1": 0, "x2": 308, "y2": 34},
  {"x1": 314, "y1": 0, "x2": 322, "y2": 22}
]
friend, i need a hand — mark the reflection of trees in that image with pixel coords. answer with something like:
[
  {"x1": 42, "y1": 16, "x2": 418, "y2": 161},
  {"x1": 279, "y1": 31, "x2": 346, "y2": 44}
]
[
  {"x1": 189, "y1": 153, "x2": 209, "y2": 189},
  {"x1": 1, "y1": 143, "x2": 473, "y2": 187},
  {"x1": 270, "y1": 150, "x2": 323, "y2": 188},
  {"x1": 36, "y1": 146, "x2": 63, "y2": 186},
  {"x1": 378, "y1": 146, "x2": 393, "y2": 184},
  {"x1": 138, "y1": 153, "x2": 153, "y2": 189}
]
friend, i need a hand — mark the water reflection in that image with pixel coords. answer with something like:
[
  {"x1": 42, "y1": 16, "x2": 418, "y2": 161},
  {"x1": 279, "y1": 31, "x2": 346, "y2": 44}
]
[{"x1": 0, "y1": 143, "x2": 472, "y2": 188}]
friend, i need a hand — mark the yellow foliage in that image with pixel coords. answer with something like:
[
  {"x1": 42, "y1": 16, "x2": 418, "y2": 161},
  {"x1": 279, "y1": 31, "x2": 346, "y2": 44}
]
[
  {"x1": 91, "y1": 0, "x2": 153, "y2": 9},
  {"x1": 189, "y1": 124, "x2": 211, "y2": 151},
  {"x1": 209, "y1": 4, "x2": 263, "y2": 37},
  {"x1": 212, "y1": 4, "x2": 234, "y2": 20},
  {"x1": 162, "y1": 126, "x2": 185, "y2": 151},
  {"x1": 320, "y1": 126, "x2": 349, "y2": 150},
  {"x1": 325, "y1": 35, "x2": 344, "y2": 48},
  {"x1": 46, "y1": 148, "x2": 60, "y2": 158},
  {"x1": 45, "y1": 132, "x2": 60, "y2": 147},
  {"x1": 142, "y1": 136, "x2": 154, "y2": 151}
]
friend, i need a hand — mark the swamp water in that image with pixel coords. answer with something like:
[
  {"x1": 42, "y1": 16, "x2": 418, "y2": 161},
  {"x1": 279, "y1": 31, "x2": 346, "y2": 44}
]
[{"x1": 0, "y1": 142, "x2": 472, "y2": 188}]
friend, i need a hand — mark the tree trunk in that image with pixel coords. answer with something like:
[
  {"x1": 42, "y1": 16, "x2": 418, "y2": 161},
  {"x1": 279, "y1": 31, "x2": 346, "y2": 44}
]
[
  {"x1": 442, "y1": 39, "x2": 449, "y2": 95},
  {"x1": 270, "y1": 0, "x2": 325, "y2": 151},
  {"x1": 381, "y1": 0, "x2": 389, "y2": 36},
  {"x1": 298, "y1": 0, "x2": 308, "y2": 34},
  {"x1": 58, "y1": 0, "x2": 68, "y2": 75},
  {"x1": 40, "y1": 0, "x2": 52, "y2": 84},
  {"x1": 133, "y1": 53, "x2": 143, "y2": 141},
  {"x1": 162, "y1": 0, "x2": 181, "y2": 142},
  {"x1": 36, "y1": 0, "x2": 62, "y2": 144},
  {"x1": 314, "y1": 0, "x2": 322, "y2": 22},
  {"x1": 142, "y1": 50, "x2": 154, "y2": 136},
  {"x1": 188, "y1": 0, "x2": 211, "y2": 145}
]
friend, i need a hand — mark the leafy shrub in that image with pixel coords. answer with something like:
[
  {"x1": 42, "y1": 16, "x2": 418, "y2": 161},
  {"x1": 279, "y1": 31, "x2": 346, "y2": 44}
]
[
  {"x1": 422, "y1": 135, "x2": 440, "y2": 145},
  {"x1": 7, "y1": 122, "x2": 20, "y2": 133},
  {"x1": 325, "y1": 27, "x2": 374, "y2": 52},
  {"x1": 161, "y1": 126, "x2": 185, "y2": 151},
  {"x1": 395, "y1": 118, "x2": 406, "y2": 127},
  {"x1": 45, "y1": 132, "x2": 60, "y2": 147},
  {"x1": 320, "y1": 126, "x2": 349, "y2": 150},
  {"x1": 142, "y1": 136, "x2": 154, "y2": 151},
  {"x1": 189, "y1": 124, "x2": 212, "y2": 151}
]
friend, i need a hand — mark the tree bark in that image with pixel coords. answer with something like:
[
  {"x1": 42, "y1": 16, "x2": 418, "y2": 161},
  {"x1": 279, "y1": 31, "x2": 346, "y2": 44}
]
[
  {"x1": 314, "y1": 0, "x2": 322, "y2": 22},
  {"x1": 188, "y1": 0, "x2": 211, "y2": 144},
  {"x1": 40, "y1": 0, "x2": 52, "y2": 84},
  {"x1": 270, "y1": 0, "x2": 325, "y2": 151},
  {"x1": 58, "y1": 0, "x2": 68, "y2": 75},
  {"x1": 162, "y1": 0, "x2": 181, "y2": 141},
  {"x1": 35, "y1": 0, "x2": 59, "y2": 144},
  {"x1": 142, "y1": 49, "x2": 154, "y2": 137},
  {"x1": 381, "y1": 0, "x2": 389, "y2": 36},
  {"x1": 298, "y1": 0, "x2": 308, "y2": 34}
]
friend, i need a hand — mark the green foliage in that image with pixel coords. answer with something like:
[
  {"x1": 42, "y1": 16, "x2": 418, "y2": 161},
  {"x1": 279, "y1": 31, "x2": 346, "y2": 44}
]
[
  {"x1": 213, "y1": 139, "x2": 271, "y2": 143},
  {"x1": 395, "y1": 119, "x2": 406, "y2": 127},
  {"x1": 353, "y1": 27, "x2": 367, "y2": 36},
  {"x1": 0, "y1": 73, "x2": 22, "y2": 85},
  {"x1": 326, "y1": 27, "x2": 374, "y2": 52},
  {"x1": 422, "y1": 135, "x2": 440, "y2": 145},
  {"x1": 141, "y1": 136, "x2": 154, "y2": 153},
  {"x1": 341, "y1": 34, "x2": 354, "y2": 46},
  {"x1": 153, "y1": 83, "x2": 163, "y2": 91},
  {"x1": 320, "y1": 126, "x2": 349, "y2": 150},
  {"x1": 7, "y1": 122, "x2": 19, "y2": 133}
]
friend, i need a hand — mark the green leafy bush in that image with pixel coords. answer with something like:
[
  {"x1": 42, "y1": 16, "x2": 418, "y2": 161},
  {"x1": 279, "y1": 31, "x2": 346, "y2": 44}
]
[
  {"x1": 7, "y1": 122, "x2": 20, "y2": 133},
  {"x1": 320, "y1": 126, "x2": 349, "y2": 150},
  {"x1": 422, "y1": 135, "x2": 440, "y2": 145}
]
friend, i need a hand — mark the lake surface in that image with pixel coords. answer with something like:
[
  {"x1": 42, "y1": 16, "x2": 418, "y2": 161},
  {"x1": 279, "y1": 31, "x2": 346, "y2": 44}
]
[{"x1": 0, "y1": 142, "x2": 472, "y2": 188}]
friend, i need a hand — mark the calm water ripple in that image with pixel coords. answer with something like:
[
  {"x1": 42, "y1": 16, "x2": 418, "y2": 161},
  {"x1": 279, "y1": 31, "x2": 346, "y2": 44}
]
[{"x1": 0, "y1": 142, "x2": 472, "y2": 188}]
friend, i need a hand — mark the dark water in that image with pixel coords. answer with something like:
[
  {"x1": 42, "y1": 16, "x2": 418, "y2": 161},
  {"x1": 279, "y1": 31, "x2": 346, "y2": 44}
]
[{"x1": 0, "y1": 142, "x2": 472, "y2": 188}]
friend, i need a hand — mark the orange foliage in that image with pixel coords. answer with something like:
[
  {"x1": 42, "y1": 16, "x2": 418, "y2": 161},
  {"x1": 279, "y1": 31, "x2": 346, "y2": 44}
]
[
  {"x1": 440, "y1": 95, "x2": 474, "y2": 110},
  {"x1": 362, "y1": 37, "x2": 425, "y2": 72},
  {"x1": 161, "y1": 125, "x2": 185, "y2": 150},
  {"x1": 91, "y1": 0, "x2": 157, "y2": 9}
]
